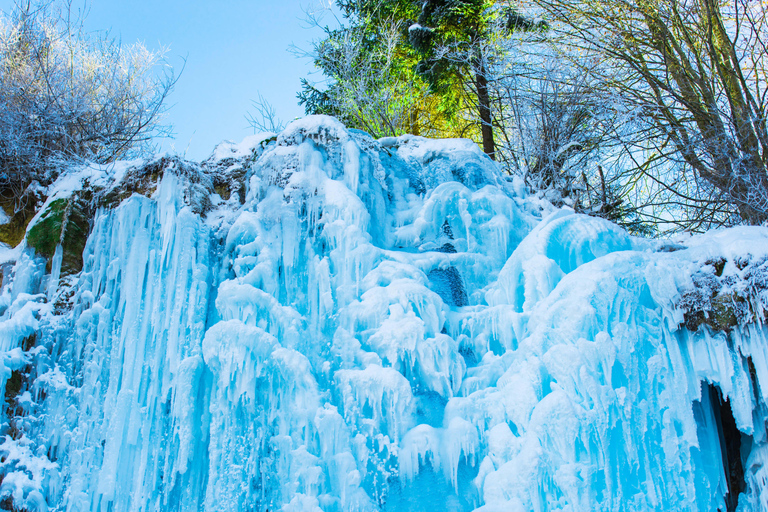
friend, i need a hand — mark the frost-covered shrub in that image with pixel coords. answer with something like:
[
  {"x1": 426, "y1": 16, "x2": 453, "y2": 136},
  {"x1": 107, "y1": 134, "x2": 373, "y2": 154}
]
[{"x1": 0, "y1": 0, "x2": 173, "y2": 199}]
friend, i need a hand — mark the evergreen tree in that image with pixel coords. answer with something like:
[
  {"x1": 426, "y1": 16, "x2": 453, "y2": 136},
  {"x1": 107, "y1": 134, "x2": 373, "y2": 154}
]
[
  {"x1": 407, "y1": 1, "x2": 542, "y2": 159},
  {"x1": 299, "y1": 0, "x2": 539, "y2": 149}
]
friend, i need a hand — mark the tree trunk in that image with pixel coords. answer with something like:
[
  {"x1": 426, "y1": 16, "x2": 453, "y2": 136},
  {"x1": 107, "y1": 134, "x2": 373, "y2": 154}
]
[{"x1": 475, "y1": 60, "x2": 495, "y2": 160}]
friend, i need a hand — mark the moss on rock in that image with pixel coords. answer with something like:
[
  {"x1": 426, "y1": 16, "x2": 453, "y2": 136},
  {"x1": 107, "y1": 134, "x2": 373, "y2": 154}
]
[
  {"x1": 27, "y1": 199, "x2": 67, "y2": 259},
  {"x1": 27, "y1": 196, "x2": 91, "y2": 275},
  {"x1": 59, "y1": 199, "x2": 90, "y2": 275}
]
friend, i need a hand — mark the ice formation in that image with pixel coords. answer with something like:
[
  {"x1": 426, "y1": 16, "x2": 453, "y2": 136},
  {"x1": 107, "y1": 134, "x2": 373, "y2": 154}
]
[{"x1": 0, "y1": 116, "x2": 767, "y2": 511}]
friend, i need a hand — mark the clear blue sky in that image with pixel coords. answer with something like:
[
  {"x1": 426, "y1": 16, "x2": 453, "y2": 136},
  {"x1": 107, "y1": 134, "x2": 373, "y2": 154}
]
[{"x1": 1, "y1": 0, "x2": 333, "y2": 160}]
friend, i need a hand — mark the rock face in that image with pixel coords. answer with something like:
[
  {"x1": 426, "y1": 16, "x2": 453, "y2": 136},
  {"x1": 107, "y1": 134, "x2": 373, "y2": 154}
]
[{"x1": 0, "y1": 116, "x2": 767, "y2": 511}]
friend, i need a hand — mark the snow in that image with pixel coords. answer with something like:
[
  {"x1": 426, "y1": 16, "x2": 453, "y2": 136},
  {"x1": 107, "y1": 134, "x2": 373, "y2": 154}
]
[
  {"x1": 0, "y1": 115, "x2": 765, "y2": 511},
  {"x1": 209, "y1": 132, "x2": 275, "y2": 163}
]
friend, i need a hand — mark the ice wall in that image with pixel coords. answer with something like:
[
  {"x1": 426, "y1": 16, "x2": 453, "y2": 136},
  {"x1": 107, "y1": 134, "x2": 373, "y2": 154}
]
[{"x1": 0, "y1": 116, "x2": 766, "y2": 511}]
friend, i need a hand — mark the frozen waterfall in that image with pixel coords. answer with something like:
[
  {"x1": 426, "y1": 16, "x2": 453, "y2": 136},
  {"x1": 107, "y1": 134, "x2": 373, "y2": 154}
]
[{"x1": 0, "y1": 116, "x2": 766, "y2": 511}]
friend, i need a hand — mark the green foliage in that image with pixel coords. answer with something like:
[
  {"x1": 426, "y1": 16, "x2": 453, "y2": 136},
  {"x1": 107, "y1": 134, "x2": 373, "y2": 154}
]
[
  {"x1": 407, "y1": 0, "x2": 494, "y2": 142},
  {"x1": 297, "y1": 79, "x2": 337, "y2": 117},
  {"x1": 408, "y1": 1, "x2": 542, "y2": 104},
  {"x1": 407, "y1": 0, "x2": 544, "y2": 158},
  {"x1": 410, "y1": 0, "x2": 489, "y2": 54},
  {"x1": 300, "y1": 0, "x2": 491, "y2": 140}
]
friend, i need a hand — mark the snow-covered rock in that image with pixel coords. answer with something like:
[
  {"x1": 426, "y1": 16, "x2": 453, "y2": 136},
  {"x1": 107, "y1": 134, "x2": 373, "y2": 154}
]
[{"x1": 0, "y1": 115, "x2": 765, "y2": 511}]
